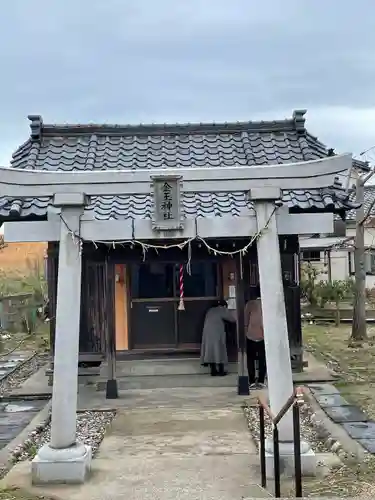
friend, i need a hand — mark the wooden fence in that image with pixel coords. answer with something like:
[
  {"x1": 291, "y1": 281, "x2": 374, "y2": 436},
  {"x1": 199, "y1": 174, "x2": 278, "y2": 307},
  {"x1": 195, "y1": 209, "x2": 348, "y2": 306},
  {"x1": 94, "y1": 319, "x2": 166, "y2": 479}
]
[{"x1": 302, "y1": 306, "x2": 375, "y2": 324}]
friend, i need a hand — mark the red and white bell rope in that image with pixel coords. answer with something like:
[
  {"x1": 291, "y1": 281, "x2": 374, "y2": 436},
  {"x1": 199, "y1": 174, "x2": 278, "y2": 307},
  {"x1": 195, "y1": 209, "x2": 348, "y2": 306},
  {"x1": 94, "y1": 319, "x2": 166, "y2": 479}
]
[{"x1": 178, "y1": 263, "x2": 185, "y2": 311}]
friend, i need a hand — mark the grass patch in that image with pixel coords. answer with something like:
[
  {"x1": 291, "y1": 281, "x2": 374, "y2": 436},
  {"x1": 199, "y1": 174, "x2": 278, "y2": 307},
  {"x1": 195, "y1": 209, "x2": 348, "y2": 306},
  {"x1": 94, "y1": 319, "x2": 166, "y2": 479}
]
[
  {"x1": 302, "y1": 323, "x2": 375, "y2": 497},
  {"x1": 0, "y1": 489, "x2": 49, "y2": 500},
  {"x1": 304, "y1": 323, "x2": 375, "y2": 408}
]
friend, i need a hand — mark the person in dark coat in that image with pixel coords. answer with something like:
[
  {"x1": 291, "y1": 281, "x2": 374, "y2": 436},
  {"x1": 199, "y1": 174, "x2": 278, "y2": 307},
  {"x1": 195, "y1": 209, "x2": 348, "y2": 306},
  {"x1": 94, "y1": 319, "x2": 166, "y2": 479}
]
[
  {"x1": 244, "y1": 285, "x2": 267, "y2": 388},
  {"x1": 200, "y1": 299, "x2": 236, "y2": 376}
]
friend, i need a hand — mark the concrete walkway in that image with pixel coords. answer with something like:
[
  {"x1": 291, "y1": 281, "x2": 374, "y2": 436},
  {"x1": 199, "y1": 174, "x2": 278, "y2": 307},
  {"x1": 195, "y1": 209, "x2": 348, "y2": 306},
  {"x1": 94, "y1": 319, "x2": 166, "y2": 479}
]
[{"x1": 4, "y1": 387, "x2": 270, "y2": 499}]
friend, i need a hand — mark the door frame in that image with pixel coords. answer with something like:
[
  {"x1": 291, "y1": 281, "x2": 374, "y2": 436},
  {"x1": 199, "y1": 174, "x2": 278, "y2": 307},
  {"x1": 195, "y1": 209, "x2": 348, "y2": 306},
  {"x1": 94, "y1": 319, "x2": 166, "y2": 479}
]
[{"x1": 127, "y1": 259, "x2": 222, "y2": 350}]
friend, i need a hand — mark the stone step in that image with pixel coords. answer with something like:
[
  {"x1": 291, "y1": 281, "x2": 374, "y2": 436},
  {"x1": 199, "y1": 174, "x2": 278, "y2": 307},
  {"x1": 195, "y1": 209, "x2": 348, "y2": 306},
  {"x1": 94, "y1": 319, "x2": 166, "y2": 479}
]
[
  {"x1": 97, "y1": 373, "x2": 238, "y2": 391},
  {"x1": 100, "y1": 359, "x2": 238, "y2": 377}
]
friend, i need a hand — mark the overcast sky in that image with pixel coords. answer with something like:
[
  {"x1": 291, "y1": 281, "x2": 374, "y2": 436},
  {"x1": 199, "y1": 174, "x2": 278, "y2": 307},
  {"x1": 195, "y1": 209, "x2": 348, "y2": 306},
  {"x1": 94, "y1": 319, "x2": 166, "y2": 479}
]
[{"x1": 0, "y1": 0, "x2": 375, "y2": 165}]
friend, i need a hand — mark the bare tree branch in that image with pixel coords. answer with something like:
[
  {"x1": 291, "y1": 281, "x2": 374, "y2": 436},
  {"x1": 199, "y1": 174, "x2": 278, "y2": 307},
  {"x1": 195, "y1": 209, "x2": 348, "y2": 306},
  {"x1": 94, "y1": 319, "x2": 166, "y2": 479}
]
[
  {"x1": 349, "y1": 167, "x2": 375, "y2": 226},
  {"x1": 357, "y1": 168, "x2": 375, "y2": 225},
  {"x1": 325, "y1": 236, "x2": 355, "y2": 251},
  {"x1": 360, "y1": 144, "x2": 375, "y2": 157},
  {"x1": 350, "y1": 155, "x2": 375, "y2": 343},
  {"x1": 363, "y1": 168, "x2": 375, "y2": 184},
  {"x1": 338, "y1": 236, "x2": 355, "y2": 249},
  {"x1": 360, "y1": 197, "x2": 375, "y2": 226}
]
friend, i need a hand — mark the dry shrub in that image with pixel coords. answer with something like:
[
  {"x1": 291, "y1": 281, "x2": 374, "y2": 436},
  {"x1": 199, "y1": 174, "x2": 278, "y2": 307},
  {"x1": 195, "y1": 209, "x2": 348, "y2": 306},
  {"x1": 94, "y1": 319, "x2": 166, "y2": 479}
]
[{"x1": 0, "y1": 258, "x2": 47, "y2": 334}]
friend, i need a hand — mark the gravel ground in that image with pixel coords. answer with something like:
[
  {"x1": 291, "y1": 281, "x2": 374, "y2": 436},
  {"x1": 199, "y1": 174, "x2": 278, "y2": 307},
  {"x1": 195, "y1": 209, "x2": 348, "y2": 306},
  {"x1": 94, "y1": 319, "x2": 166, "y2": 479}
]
[
  {"x1": 244, "y1": 403, "x2": 331, "y2": 454},
  {"x1": 10, "y1": 410, "x2": 116, "y2": 464},
  {"x1": 0, "y1": 351, "x2": 115, "y2": 482},
  {"x1": 0, "y1": 354, "x2": 49, "y2": 396}
]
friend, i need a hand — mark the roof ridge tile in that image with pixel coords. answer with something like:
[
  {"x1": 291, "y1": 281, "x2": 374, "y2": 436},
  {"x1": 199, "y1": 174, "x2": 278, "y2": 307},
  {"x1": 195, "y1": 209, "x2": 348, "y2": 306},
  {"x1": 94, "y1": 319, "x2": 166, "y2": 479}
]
[
  {"x1": 28, "y1": 115, "x2": 43, "y2": 141},
  {"x1": 0, "y1": 110, "x2": 356, "y2": 222},
  {"x1": 85, "y1": 134, "x2": 98, "y2": 170},
  {"x1": 25, "y1": 141, "x2": 40, "y2": 169},
  {"x1": 32, "y1": 116, "x2": 299, "y2": 138}
]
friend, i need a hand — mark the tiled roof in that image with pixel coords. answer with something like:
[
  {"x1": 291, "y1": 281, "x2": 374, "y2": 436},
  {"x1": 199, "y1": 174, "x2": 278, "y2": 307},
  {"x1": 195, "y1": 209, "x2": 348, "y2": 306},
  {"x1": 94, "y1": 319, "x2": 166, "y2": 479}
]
[
  {"x1": 0, "y1": 110, "x2": 358, "y2": 221},
  {"x1": 0, "y1": 182, "x2": 354, "y2": 221},
  {"x1": 353, "y1": 158, "x2": 371, "y2": 172},
  {"x1": 346, "y1": 185, "x2": 375, "y2": 221}
]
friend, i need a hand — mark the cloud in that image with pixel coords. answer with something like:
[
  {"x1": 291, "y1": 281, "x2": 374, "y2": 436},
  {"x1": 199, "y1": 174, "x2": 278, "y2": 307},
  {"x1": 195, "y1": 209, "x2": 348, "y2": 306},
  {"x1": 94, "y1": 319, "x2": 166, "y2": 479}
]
[{"x1": 0, "y1": 0, "x2": 374, "y2": 163}]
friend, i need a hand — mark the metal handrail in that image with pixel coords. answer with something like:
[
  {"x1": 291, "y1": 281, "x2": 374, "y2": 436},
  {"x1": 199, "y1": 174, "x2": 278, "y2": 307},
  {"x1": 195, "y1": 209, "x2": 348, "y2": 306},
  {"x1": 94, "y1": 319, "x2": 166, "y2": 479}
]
[{"x1": 258, "y1": 387, "x2": 304, "y2": 498}]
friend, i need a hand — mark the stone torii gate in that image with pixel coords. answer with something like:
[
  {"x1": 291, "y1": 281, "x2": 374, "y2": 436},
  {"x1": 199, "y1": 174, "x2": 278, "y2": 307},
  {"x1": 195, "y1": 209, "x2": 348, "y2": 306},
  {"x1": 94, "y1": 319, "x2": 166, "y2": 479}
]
[{"x1": 0, "y1": 153, "x2": 351, "y2": 484}]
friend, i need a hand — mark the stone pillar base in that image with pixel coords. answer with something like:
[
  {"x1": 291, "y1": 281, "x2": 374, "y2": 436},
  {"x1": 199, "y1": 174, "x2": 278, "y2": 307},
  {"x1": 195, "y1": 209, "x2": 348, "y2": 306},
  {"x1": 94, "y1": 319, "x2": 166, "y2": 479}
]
[
  {"x1": 31, "y1": 442, "x2": 92, "y2": 485},
  {"x1": 263, "y1": 439, "x2": 316, "y2": 479}
]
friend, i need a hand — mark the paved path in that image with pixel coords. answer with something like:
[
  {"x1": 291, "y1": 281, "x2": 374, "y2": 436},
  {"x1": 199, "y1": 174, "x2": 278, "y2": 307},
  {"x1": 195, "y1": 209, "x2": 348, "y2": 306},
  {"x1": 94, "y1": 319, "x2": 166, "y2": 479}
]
[
  {"x1": 309, "y1": 383, "x2": 375, "y2": 454},
  {"x1": 5, "y1": 387, "x2": 270, "y2": 499},
  {"x1": 78, "y1": 385, "x2": 256, "y2": 410},
  {"x1": 0, "y1": 399, "x2": 46, "y2": 449}
]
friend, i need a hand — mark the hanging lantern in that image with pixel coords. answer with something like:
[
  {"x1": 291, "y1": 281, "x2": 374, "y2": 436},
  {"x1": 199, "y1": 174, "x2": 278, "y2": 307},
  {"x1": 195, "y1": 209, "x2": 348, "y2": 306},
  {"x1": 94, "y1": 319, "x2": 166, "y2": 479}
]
[{"x1": 178, "y1": 263, "x2": 185, "y2": 311}]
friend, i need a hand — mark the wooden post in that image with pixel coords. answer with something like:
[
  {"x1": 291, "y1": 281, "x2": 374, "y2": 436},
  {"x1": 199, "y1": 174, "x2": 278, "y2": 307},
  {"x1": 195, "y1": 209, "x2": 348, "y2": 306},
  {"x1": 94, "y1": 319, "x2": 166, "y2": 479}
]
[
  {"x1": 46, "y1": 243, "x2": 58, "y2": 386},
  {"x1": 235, "y1": 253, "x2": 249, "y2": 395},
  {"x1": 282, "y1": 236, "x2": 303, "y2": 372},
  {"x1": 105, "y1": 257, "x2": 118, "y2": 399},
  {"x1": 327, "y1": 250, "x2": 332, "y2": 283}
]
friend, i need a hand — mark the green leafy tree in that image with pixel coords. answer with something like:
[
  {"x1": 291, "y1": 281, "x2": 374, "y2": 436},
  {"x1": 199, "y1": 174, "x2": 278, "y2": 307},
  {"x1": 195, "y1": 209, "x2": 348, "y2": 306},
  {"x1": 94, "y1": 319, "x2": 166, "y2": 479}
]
[{"x1": 316, "y1": 279, "x2": 353, "y2": 326}]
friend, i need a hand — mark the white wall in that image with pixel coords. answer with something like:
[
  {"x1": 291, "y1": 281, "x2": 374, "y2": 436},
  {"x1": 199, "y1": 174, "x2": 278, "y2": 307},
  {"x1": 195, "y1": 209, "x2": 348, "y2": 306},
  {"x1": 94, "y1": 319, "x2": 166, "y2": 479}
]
[
  {"x1": 346, "y1": 225, "x2": 375, "y2": 288},
  {"x1": 301, "y1": 162, "x2": 374, "y2": 287},
  {"x1": 346, "y1": 226, "x2": 375, "y2": 247},
  {"x1": 303, "y1": 224, "x2": 375, "y2": 289},
  {"x1": 336, "y1": 168, "x2": 360, "y2": 192},
  {"x1": 327, "y1": 249, "x2": 350, "y2": 281},
  {"x1": 302, "y1": 249, "x2": 349, "y2": 283}
]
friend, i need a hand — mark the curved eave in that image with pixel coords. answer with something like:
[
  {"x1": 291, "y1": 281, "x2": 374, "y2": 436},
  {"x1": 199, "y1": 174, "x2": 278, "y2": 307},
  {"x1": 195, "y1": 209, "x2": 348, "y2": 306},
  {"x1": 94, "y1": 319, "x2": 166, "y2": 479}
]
[
  {"x1": 0, "y1": 205, "x2": 353, "y2": 225},
  {"x1": 0, "y1": 154, "x2": 352, "y2": 198},
  {"x1": 0, "y1": 214, "x2": 47, "y2": 227}
]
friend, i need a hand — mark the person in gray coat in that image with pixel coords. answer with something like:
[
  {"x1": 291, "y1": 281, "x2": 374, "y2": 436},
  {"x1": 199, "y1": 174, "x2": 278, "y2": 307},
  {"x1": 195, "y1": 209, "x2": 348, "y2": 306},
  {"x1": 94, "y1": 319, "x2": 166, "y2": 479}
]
[{"x1": 200, "y1": 300, "x2": 236, "y2": 376}]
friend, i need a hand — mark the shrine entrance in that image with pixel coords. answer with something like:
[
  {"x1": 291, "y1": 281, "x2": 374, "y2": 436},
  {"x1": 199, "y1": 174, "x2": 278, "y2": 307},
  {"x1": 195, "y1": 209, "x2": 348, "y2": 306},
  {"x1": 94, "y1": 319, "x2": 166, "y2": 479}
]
[
  {"x1": 0, "y1": 112, "x2": 354, "y2": 485},
  {"x1": 129, "y1": 260, "x2": 220, "y2": 350}
]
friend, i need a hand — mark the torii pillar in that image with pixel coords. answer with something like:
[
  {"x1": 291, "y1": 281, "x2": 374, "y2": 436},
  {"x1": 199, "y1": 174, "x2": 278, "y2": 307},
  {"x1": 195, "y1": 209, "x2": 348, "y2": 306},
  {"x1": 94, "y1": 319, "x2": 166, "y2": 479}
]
[
  {"x1": 252, "y1": 188, "x2": 316, "y2": 478},
  {"x1": 31, "y1": 194, "x2": 92, "y2": 484}
]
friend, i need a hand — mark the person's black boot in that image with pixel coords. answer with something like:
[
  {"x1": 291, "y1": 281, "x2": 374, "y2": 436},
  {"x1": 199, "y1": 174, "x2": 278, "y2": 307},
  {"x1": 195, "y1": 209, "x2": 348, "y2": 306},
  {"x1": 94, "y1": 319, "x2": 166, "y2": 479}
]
[
  {"x1": 218, "y1": 363, "x2": 227, "y2": 376},
  {"x1": 210, "y1": 363, "x2": 218, "y2": 376}
]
